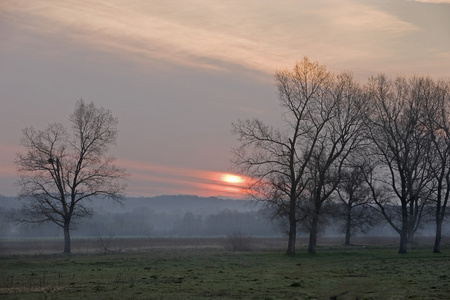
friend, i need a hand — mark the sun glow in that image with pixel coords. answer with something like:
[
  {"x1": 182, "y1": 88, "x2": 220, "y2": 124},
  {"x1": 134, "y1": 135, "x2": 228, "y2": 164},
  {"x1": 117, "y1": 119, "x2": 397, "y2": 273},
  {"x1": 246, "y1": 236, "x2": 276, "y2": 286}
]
[
  {"x1": 221, "y1": 174, "x2": 244, "y2": 184},
  {"x1": 115, "y1": 159, "x2": 250, "y2": 197}
]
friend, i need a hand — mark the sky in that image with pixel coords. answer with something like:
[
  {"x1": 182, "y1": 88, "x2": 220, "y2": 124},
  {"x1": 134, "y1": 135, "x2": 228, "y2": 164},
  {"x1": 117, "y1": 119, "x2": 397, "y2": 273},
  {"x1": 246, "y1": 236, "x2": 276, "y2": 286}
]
[{"x1": 1, "y1": 0, "x2": 449, "y2": 199}]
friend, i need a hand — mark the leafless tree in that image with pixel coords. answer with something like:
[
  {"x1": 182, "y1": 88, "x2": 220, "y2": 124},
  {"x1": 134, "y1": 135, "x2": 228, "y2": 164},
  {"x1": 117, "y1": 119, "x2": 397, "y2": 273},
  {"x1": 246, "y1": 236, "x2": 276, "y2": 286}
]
[
  {"x1": 363, "y1": 75, "x2": 433, "y2": 254},
  {"x1": 419, "y1": 77, "x2": 450, "y2": 253},
  {"x1": 335, "y1": 162, "x2": 377, "y2": 246},
  {"x1": 232, "y1": 58, "x2": 366, "y2": 254},
  {"x1": 15, "y1": 100, "x2": 128, "y2": 253},
  {"x1": 303, "y1": 72, "x2": 368, "y2": 253},
  {"x1": 232, "y1": 57, "x2": 332, "y2": 255}
]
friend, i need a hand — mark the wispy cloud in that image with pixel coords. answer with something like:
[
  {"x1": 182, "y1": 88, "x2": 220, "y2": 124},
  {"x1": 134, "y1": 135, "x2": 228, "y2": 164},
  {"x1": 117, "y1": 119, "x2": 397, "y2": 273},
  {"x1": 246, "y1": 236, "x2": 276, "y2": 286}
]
[
  {"x1": 0, "y1": 152, "x2": 247, "y2": 197},
  {"x1": 116, "y1": 158, "x2": 247, "y2": 198},
  {"x1": 2, "y1": 0, "x2": 420, "y2": 75},
  {"x1": 0, "y1": 143, "x2": 247, "y2": 197},
  {"x1": 409, "y1": 0, "x2": 450, "y2": 3}
]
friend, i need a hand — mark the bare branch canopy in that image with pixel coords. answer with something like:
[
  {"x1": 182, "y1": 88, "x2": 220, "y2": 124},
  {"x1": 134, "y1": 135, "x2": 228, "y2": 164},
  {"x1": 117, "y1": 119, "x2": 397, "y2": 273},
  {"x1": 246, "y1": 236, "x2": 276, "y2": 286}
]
[{"x1": 15, "y1": 99, "x2": 128, "y2": 253}]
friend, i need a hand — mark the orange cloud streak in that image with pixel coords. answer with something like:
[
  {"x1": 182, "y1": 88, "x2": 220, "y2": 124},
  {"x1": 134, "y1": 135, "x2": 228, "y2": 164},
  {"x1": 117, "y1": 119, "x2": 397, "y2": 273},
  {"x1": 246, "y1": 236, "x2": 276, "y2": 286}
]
[
  {"x1": 116, "y1": 158, "x2": 249, "y2": 198},
  {"x1": 0, "y1": 145, "x2": 249, "y2": 197}
]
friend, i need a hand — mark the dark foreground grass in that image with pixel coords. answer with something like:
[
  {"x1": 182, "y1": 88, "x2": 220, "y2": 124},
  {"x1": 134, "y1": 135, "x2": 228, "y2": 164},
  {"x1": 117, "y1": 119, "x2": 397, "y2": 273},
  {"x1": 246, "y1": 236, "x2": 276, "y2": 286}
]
[{"x1": 1, "y1": 246, "x2": 450, "y2": 300}]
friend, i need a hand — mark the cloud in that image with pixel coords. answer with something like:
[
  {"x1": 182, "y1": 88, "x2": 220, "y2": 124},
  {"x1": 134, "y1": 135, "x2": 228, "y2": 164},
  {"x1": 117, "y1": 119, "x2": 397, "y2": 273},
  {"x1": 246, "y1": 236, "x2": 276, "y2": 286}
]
[
  {"x1": 311, "y1": 1, "x2": 418, "y2": 34},
  {"x1": 1, "y1": 0, "x2": 420, "y2": 75},
  {"x1": 0, "y1": 152, "x2": 248, "y2": 197},
  {"x1": 0, "y1": 144, "x2": 20, "y2": 178},
  {"x1": 116, "y1": 158, "x2": 247, "y2": 198},
  {"x1": 409, "y1": 0, "x2": 450, "y2": 3}
]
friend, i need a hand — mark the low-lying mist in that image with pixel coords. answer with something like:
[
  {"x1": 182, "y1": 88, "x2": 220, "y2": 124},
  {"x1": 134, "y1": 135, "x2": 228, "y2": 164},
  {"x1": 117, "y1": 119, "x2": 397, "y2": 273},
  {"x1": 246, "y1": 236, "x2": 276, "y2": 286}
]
[{"x1": 1, "y1": 195, "x2": 446, "y2": 240}]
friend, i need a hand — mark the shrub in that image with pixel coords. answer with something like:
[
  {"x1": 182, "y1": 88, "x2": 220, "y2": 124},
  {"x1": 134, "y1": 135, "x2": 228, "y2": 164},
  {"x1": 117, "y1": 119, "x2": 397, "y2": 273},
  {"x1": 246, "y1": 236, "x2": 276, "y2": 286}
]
[{"x1": 225, "y1": 231, "x2": 254, "y2": 251}]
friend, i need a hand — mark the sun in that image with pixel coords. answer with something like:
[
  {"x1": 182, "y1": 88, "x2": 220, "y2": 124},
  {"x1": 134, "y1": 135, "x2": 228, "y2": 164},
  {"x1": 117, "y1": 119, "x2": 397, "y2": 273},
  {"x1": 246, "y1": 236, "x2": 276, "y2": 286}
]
[{"x1": 221, "y1": 174, "x2": 244, "y2": 184}]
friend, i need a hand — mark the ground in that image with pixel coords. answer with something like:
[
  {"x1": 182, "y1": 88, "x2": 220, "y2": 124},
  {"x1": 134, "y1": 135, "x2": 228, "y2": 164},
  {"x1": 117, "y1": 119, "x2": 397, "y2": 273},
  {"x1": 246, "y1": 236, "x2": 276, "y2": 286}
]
[{"x1": 0, "y1": 237, "x2": 449, "y2": 299}]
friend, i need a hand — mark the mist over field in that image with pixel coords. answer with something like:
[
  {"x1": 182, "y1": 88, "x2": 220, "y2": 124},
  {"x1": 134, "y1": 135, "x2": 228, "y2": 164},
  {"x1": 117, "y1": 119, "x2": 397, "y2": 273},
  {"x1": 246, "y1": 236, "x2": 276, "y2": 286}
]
[
  {"x1": 0, "y1": 195, "x2": 280, "y2": 239},
  {"x1": 1, "y1": 194, "x2": 444, "y2": 242}
]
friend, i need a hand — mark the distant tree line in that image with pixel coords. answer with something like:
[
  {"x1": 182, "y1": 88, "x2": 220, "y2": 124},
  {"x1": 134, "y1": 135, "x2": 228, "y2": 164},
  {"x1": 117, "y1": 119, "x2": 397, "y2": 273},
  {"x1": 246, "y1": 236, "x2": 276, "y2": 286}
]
[
  {"x1": 0, "y1": 202, "x2": 416, "y2": 239},
  {"x1": 232, "y1": 57, "x2": 450, "y2": 254},
  {"x1": 2, "y1": 196, "x2": 445, "y2": 246},
  {"x1": 0, "y1": 206, "x2": 280, "y2": 238}
]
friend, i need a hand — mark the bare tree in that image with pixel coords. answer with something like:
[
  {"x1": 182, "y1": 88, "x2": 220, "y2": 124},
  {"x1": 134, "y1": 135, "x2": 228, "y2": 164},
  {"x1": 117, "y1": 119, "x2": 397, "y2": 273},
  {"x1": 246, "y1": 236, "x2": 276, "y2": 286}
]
[
  {"x1": 304, "y1": 72, "x2": 368, "y2": 253},
  {"x1": 232, "y1": 58, "x2": 366, "y2": 254},
  {"x1": 419, "y1": 77, "x2": 450, "y2": 253},
  {"x1": 364, "y1": 75, "x2": 433, "y2": 254},
  {"x1": 335, "y1": 162, "x2": 377, "y2": 246},
  {"x1": 232, "y1": 57, "x2": 332, "y2": 255},
  {"x1": 15, "y1": 100, "x2": 128, "y2": 253}
]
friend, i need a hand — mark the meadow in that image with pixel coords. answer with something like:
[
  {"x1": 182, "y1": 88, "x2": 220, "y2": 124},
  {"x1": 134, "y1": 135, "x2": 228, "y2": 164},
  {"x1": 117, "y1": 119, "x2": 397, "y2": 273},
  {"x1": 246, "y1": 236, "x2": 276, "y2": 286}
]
[{"x1": 1, "y1": 237, "x2": 449, "y2": 299}]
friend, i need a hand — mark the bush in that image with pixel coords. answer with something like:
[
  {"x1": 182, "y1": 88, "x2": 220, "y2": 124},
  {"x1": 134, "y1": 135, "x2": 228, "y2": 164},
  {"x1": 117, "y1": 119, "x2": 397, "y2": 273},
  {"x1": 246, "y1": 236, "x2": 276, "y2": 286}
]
[{"x1": 225, "y1": 231, "x2": 254, "y2": 251}]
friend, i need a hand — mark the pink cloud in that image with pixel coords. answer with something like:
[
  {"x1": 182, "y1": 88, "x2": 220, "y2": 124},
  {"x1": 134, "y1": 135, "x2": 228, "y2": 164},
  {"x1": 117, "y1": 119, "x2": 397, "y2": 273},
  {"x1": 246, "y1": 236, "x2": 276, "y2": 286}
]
[
  {"x1": 0, "y1": 144, "x2": 20, "y2": 177},
  {"x1": 116, "y1": 158, "x2": 248, "y2": 198}
]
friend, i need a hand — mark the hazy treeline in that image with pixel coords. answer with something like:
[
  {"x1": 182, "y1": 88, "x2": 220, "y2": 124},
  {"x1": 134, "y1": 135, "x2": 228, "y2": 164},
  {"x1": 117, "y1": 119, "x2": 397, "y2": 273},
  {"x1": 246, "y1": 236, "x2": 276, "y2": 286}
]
[
  {"x1": 0, "y1": 207, "x2": 278, "y2": 238},
  {"x1": 0, "y1": 195, "x2": 281, "y2": 238},
  {"x1": 3, "y1": 194, "x2": 445, "y2": 240}
]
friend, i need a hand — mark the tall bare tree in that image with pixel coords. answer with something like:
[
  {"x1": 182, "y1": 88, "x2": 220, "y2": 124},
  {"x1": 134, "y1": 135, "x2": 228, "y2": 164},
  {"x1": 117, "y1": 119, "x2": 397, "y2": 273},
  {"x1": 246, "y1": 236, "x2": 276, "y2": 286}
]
[
  {"x1": 15, "y1": 100, "x2": 128, "y2": 253},
  {"x1": 232, "y1": 57, "x2": 332, "y2": 255},
  {"x1": 232, "y1": 58, "x2": 366, "y2": 254},
  {"x1": 304, "y1": 72, "x2": 368, "y2": 253},
  {"x1": 364, "y1": 75, "x2": 433, "y2": 254}
]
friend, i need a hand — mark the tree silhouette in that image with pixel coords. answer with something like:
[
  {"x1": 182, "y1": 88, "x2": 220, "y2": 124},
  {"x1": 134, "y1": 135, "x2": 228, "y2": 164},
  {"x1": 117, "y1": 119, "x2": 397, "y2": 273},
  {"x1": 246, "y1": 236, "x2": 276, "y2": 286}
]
[{"x1": 15, "y1": 100, "x2": 128, "y2": 253}]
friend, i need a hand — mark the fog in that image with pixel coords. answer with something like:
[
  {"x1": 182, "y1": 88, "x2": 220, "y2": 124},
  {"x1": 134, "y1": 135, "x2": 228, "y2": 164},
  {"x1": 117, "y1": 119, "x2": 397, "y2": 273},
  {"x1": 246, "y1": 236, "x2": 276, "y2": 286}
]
[
  {"x1": 1, "y1": 195, "x2": 448, "y2": 242},
  {"x1": 0, "y1": 195, "x2": 281, "y2": 239}
]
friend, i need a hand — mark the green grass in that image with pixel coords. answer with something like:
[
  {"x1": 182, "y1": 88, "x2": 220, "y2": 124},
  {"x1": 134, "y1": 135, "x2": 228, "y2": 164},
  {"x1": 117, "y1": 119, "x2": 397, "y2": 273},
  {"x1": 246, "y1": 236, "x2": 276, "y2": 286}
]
[{"x1": 1, "y1": 246, "x2": 450, "y2": 299}]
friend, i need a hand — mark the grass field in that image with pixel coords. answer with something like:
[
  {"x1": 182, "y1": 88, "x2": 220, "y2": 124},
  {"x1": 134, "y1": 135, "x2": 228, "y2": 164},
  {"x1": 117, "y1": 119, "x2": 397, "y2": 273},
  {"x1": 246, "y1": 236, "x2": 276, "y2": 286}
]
[{"x1": 1, "y1": 238, "x2": 450, "y2": 299}]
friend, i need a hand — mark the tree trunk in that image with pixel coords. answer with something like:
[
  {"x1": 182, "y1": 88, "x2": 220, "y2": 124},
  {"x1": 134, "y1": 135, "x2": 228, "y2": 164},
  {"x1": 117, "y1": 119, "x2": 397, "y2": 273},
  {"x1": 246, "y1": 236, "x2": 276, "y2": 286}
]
[
  {"x1": 433, "y1": 197, "x2": 444, "y2": 254},
  {"x1": 407, "y1": 200, "x2": 416, "y2": 246},
  {"x1": 308, "y1": 213, "x2": 319, "y2": 253},
  {"x1": 286, "y1": 219, "x2": 297, "y2": 255},
  {"x1": 433, "y1": 218, "x2": 443, "y2": 254},
  {"x1": 398, "y1": 203, "x2": 408, "y2": 254},
  {"x1": 63, "y1": 222, "x2": 71, "y2": 254},
  {"x1": 345, "y1": 210, "x2": 352, "y2": 246},
  {"x1": 398, "y1": 219, "x2": 408, "y2": 254},
  {"x1": 399, "y1": 230, "x2": 408, "y2": 254},
  {"x1": 407, "y1": 228, "x2": 415, "y2": 246},
  {"x1": 286, "y1": 206, "x2": 297, "y2": 255}
]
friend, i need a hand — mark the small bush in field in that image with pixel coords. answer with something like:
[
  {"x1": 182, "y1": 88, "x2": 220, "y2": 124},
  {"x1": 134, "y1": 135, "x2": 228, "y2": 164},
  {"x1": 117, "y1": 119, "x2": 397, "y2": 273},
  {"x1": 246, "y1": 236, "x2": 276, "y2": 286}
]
[{"x1": 225, "y1": 231, "x2": 254, "y2": 251}]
